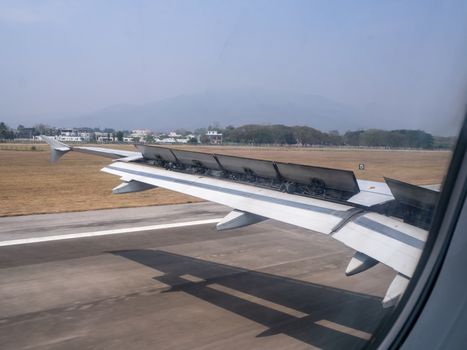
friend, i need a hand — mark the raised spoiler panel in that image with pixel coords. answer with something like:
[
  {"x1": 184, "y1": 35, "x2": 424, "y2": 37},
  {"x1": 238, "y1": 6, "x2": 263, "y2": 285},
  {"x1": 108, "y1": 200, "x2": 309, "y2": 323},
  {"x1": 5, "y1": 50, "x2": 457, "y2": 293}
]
[
  {"x1": 137, "y1": 144, "x2": 178, "y2": 163},
  {"x1": 171, "y1": 149, "x2": 222, "y2": 170},
  {"x1": 385, "y1": 177, "x2": 439, "y2": 210},
  {"x1": 276, "y1": 162, "x2": 359, "y2": 194},
  {"x1": 215, "y1": 154, "x2": 280, "y2": 179},
  {"x1": 137, "y1": 145, "x2": 360, "y2": 199}
]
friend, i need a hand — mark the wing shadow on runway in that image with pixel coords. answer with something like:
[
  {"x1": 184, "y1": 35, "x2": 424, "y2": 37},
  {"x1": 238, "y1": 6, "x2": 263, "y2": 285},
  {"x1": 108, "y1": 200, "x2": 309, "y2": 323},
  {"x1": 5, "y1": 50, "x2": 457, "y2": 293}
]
[{"x1": 112, "y1": 249, "x2": 390, "y2": 349}]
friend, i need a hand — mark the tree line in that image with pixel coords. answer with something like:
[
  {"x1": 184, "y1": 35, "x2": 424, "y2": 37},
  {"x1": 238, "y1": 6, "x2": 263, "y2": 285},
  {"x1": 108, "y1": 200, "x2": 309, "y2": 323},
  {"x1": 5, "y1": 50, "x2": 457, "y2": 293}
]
[
  {"x1": 215, "y1": 124, "x2": 452, "y2": 149},
  {"x1": 0, "y1": 121, "x2": 456, "y2": 149}
]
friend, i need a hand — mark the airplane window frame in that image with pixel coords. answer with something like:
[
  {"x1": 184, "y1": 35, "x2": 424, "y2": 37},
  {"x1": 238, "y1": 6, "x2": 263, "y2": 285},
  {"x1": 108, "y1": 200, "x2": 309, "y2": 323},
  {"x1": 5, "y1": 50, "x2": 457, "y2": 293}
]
[{"x1": 370, "y1": 116, "x2": 467, "y2": 349}]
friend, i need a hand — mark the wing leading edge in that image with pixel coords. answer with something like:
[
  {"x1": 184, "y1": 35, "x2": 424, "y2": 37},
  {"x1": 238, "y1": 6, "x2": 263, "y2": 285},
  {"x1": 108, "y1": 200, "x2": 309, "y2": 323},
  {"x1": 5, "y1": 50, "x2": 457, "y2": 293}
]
[{"x1": 41, "y1": 136, "x2": 142, "y2": 161}]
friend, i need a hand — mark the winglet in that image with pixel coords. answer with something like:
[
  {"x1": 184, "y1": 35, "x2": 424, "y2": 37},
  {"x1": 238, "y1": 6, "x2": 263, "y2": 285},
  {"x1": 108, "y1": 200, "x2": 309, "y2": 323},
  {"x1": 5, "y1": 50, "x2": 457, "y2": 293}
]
[{"x1": 41, "y1": 136, "x2": 71, "y2": 163}]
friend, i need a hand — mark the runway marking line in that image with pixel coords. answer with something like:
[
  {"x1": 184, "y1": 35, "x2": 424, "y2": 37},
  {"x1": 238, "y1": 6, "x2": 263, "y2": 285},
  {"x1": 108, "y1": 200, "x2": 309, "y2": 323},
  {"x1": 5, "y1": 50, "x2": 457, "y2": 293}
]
[
  {"x1": 207, "y1": 283, "x2": 308, "y2": 318},
  {"x1": 315, "y1": 319, "x2": 372, "y2": 340},
  {"x1": 180, "y1": 274, "x2": 206, "y2": 283},
  {"x1": 181, "y1": 280, "x2": 371, "y2": 340},
  {"x1": 0, "y1": 218, "x2": 223, "y2": 247}
]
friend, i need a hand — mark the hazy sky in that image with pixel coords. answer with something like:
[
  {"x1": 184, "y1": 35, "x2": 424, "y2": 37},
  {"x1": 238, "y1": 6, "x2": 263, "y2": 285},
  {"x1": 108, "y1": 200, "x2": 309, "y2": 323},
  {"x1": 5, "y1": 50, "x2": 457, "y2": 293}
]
[{"x1": 1, "y1": 0, "x2": 467, "y2": 134}]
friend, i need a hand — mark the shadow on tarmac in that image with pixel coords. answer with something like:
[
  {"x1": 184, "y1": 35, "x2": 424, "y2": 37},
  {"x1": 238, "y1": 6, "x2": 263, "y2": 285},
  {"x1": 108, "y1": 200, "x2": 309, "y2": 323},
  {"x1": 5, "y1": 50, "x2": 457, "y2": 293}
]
[{"x1": 113, "y1": 249, "x2": 391, "y2": 349}]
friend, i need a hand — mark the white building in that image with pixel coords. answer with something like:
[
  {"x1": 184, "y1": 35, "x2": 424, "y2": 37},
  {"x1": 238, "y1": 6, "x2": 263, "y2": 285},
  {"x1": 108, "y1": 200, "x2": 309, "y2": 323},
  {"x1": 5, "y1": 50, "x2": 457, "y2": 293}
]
[
  {"x1": 94, "y1": 132, "x2": 114, "y2": 142},
  {"x1": 97, "y1": 136, "x2": 114, "y2": 142},
  {"x1": 57, "y1": 128, "x2": 88, "y2": 142},
  {"x1": 159, "y1": 137, "x2": 177, "y2": 144},
  {"x1": 59, "y1": 128, "x2": 74, "y2": 136},
  {"x1": 58, "y1": 135, "x2": 83, "y2": 142},
  {"x1": 78, "y1": 132, "x2": 92, "y2": 142},
  {"x1": 168, "y1": 131, "x2": 182, "y2": 138},
  {"x1": 206, "y1": 130, "x2": 223, "y2": 144},
  {"x1": 131, "y1": 129, "x2": 153, "y2": 139}
]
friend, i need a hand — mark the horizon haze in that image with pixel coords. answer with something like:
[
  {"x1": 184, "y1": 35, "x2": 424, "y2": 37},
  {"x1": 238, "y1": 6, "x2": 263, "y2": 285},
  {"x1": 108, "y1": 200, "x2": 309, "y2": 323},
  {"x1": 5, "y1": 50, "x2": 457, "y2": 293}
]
[{"x1": 1, "y1": 1, "x2": 467, "y2": 135}]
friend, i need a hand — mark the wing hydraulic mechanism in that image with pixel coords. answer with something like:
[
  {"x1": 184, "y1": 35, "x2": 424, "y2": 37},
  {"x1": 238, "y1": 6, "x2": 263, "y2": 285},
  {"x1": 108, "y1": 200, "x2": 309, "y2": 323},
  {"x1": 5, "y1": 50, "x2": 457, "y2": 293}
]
[{"x1": 43, "y1": 137, "x2": 439, "y2": 307}]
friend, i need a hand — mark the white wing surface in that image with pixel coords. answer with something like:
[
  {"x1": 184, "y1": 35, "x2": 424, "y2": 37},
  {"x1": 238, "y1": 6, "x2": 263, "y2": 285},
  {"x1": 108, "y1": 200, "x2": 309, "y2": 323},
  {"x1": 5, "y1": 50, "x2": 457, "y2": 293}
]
[
  {"x1": 43, "y1": 139, "x2": 437, "y2": 307},
  {"x1": 102, "y1": 161, "x2": 353, "y2": 234},
  {"x1": 41, "y1": 136, "x2": 142, "y2": 161},
  {"x1": 102, "y1": 161, "x2": 427, "y2": 280}
]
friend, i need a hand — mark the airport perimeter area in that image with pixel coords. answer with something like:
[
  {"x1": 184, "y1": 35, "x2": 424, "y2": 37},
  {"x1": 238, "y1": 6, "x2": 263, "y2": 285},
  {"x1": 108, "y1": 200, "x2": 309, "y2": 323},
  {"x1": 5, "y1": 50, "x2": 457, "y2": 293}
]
[{"x1": 0, "y1": 145, "x2": 451, "y2": 217}]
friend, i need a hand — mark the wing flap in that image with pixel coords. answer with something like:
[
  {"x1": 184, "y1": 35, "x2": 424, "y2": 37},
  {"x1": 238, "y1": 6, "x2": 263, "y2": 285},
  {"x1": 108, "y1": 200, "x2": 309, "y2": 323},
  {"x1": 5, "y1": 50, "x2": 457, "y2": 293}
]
[{"x1": 332, "y1": 212, "x2": 427, "y2": 277}]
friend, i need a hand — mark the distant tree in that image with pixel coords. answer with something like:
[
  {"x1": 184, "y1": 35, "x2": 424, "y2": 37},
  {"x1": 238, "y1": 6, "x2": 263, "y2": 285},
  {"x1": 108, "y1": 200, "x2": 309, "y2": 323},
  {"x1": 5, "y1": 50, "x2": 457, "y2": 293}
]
[
  {"x1": 221, "y1": 125, "x2": 235, "y2": 140},
  {"x1": 188, "y1": 137, "x2": 198, "y2": 144},
  {"x1": 33, "y1": 123, "x2": 55, "y2": 136},
  {"x1": 343, "y1": 129, "x2": 433, "y2": 148},
  {"x1": 225, "y1": 124, "x2": 270, "y2": 144},
  {"x1": 0, "y1": 122, "x2": 13, "y2": 140},
  {"x1": 293, "y1": 126, "x2": 332, "y2": 145},
  {"x1": 433, "y1": 136, "x2": 456, "y2": 149},
  {"x1": 0, "y1": 122, "x2": 8, "y2": 132},
  {"x1": 116, "y1": 131, "x2": 124, "y2": 142},
  {"x1": 343, "y1": 130, "x2": 364, "y2": 146},
  {"x1": 200, "y1": 134, "x2": 210, "y2": 144},
  {"x1": 144, "y1": 135, "x2": 155, "y2": 143}
]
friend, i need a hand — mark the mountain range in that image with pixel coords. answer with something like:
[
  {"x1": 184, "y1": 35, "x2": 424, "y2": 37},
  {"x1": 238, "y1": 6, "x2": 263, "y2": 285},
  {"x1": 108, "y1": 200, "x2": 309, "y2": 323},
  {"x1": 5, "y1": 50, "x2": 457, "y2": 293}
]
[{"x1": 53, "y1": 88, "x2": 364, "y2": 132}]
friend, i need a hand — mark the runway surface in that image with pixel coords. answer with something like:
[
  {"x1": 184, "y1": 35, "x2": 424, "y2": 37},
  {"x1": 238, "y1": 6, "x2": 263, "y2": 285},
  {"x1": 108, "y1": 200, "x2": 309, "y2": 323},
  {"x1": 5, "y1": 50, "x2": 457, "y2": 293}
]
[{"x1": 0, "y1": 202, "x2": 395, "y2": 349}]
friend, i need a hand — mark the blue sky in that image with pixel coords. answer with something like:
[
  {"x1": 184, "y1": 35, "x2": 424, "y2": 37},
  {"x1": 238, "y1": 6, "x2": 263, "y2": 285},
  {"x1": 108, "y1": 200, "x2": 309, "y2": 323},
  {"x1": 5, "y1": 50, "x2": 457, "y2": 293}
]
[{"x1": 1, "y1": 0, "x2": 466, "y2": 134}]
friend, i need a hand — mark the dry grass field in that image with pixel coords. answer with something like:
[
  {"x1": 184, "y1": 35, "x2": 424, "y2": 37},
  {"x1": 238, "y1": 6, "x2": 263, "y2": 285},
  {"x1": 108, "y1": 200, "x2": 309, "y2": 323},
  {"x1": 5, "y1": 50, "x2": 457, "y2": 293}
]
[
  {"x1": 178, "y1": 145, "x2": 451, "y2": 185},
  {"x1": 0, "y1": 143, "x2": 452, "y2": 217},
  {"x1": 0, "y1": 144, "x2": 201, "y2": 217}
]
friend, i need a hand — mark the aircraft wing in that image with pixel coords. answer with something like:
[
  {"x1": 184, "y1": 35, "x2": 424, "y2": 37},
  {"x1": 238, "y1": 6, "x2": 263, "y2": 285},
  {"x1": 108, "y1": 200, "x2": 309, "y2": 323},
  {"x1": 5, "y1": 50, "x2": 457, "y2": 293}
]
[
  {"x1": 43, "y1": 138, "x2": 439, "y2": 307},
  {"x1": 41, "y1": 136, "x2": 142, "y2": 162}
]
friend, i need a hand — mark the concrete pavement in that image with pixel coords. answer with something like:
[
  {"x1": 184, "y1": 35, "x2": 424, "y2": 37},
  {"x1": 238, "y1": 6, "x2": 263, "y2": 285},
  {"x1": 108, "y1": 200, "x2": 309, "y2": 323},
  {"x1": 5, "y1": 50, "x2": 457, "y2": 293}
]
[{"x1": 0, "y1": 203, "x2": 395, "y2": 349}]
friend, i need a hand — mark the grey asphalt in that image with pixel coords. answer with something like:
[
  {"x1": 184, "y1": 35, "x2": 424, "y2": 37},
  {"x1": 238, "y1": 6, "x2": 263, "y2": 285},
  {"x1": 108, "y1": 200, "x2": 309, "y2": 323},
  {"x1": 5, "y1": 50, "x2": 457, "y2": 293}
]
[{"x1": 0, "y1": 203, "x2": 395, "y2": 350}]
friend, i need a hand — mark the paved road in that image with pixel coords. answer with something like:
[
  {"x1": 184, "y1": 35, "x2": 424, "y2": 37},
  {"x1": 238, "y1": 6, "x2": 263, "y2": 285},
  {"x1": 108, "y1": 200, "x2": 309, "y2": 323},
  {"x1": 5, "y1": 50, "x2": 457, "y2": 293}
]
[{"x1": 0, "y1": 203, "x2": 395, "y2": 350}]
